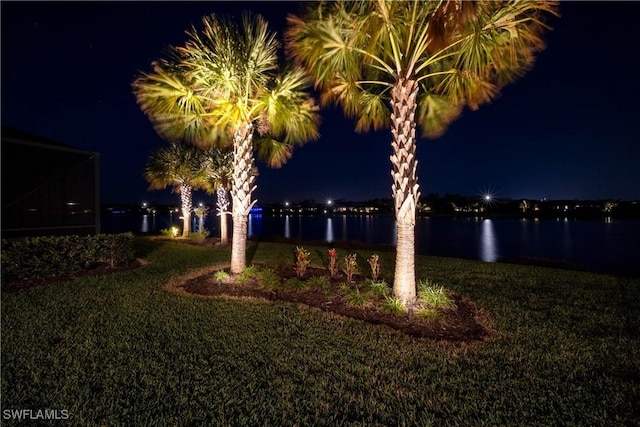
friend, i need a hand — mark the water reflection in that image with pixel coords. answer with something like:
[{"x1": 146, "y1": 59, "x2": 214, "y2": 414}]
[
  {"x1": 342, "y1": 215, "x2": 348, "y2": 240},
  {"x1": 562, "y1": 217, "x2": 572, "y2": 257},
  {"x1": 106, "y1": 214, "x2": 638, "y2": 276},
  {"x1": 141, "y1": 215, "x2": 150, "y2": 233},
  {"x1": 284, "y1": 215, "x2": 291, "y2": 239},
  {"x1": 326, "y1": 217, "x2": 334, "y2": 243},
  {"x1": 480, "y1": 219, "x2": 498, "y2": 262},
  {"x1": 249, "y1": 214, "x2": 262, "y2": 238}
]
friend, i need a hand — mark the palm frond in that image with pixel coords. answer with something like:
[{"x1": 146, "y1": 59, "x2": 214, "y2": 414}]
[
  {"x1": 132, "y1": 60, "x2": 227, "y2": 146},
  {"x1": 286, "y1": 0, "x2": 558, "y2": 138},
  {"x1": 254, "y1": 137, "x2": 293, "y2": 169},
  {"x1": 144, "y1": 143, "x2": 209, "y2": 192},
  {"x1": 417, "y1": 93, "x2": 463, "y2": 139}
]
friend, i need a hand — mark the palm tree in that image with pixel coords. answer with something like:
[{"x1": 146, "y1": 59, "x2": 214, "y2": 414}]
[
  {"x1": 202, "y1": 147, "x2": 234, "y2": 244},
  {"x1": 133, "y1": 12, "x2": 320, "y2": 273},
  {"x1": 286, "y1": 0, "x2": 558, "y2": 304},
  {"x1": 144, "y1": 143, "x2": 208, "y2": 238}
]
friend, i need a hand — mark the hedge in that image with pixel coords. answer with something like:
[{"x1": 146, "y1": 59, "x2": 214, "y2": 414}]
[{"x1": 1, "y1": 233, "x2": 135, "y2": 281}]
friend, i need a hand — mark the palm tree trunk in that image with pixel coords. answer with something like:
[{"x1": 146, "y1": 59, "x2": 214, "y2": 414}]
[
  {"x1": 180, "y1": 183, "x2": 193, "y2": 238},
  {"x1": 216, "y1": 185, "x2": 230, "y2": 244},
  {"x1": 230, "y1": 123, "x2": 256, "y2": 273},
  {"x1": 390, "y1": 78, "x2": 421, "y2": 304}
]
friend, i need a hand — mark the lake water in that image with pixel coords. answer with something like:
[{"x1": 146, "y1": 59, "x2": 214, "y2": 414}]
[{"x1": 103, "y1": 213, "x2": 640, "y2": 277}]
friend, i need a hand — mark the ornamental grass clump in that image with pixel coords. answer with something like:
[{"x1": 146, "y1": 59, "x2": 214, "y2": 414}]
[
  {"x1": 237, "y1": 265, "x2": 261, "y2": 285},
  {"x1": 367, "y1": 254, "x2": 381, "y2": 281},
  {"x1": 417, "y1": 279, "x2": 456, "y2": 310},
  {"x1": 343, "y1": 253, "x2": 358, "y2": 283},
  {"x1": 327, "y1": 248, "x2": 339, "y2": 277},
  {"x1": 382, "y1": 295, "x2": 407, "y2": 314},
  {"x1": 365, "y1": 279, "x2": 390, "y2": 298},
  {"x1": 294, "y1": 246, "x2": 311, "y2": 278},
  {"x1": 342, "y1": 286, "x2": 369, "y2": 308},
  {"x1": 259, "y1": 268, "x2": 281, "y2": 290},
  {"x1": 306, "y1": 275, "x2": 331, "y2": 294},
  {"x1": 285, "y1": 277, "x2": 309, "y2": 291},
  {"x1": 214, "y1": 270, "x2": 230, "y2": 285}
]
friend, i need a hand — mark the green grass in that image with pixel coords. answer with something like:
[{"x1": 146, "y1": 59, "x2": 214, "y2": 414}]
[{"x1": 2, "y1": 238, "x2": 639, "y2": 425}]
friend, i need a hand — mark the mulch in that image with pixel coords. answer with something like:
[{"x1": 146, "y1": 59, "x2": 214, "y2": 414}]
[{"x1": 178, "y1": 266, "x2": 493, "y2": 343}]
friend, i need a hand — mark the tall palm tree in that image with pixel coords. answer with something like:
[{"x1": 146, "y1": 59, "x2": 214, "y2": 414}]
[
  {"x1": 286, "y1": 0, "x2": 558, "y2": 303},
  {"x1": 133, "y1": 12, "x2": 320, "y2": 273},
  {"x1": 144, "y1": 143, "x2": 208, "y2": 238}
]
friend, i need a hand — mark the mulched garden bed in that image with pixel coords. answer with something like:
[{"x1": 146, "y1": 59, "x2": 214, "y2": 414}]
[{"x1": 178, "y1": 266, "x2": 493, "y2": 343}]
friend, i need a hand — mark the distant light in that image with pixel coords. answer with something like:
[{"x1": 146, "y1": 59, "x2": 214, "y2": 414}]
[
  {"x1": 142, "y1": 202, "x2": 147, "y2": 208},
  {"x1": 285, "y1": 201, "x2": 289, "y2": 207},
  {"x1": 480, "y1": 189, "x2": 497, "y2": 206},
  {"x1": 199, "y1": 202, "x2": 203, "y2": 207},
  {"x1": 327, "y1": 199, "x2": 333, "y2": 205}
]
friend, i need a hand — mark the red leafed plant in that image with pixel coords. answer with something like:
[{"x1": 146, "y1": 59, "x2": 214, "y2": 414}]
[
  {"x1": 294, "y1": 246, "x2": 311, "y2": 278},
  {"x1": 328, "y1": 248, "x2": 339, "y2": 277}
]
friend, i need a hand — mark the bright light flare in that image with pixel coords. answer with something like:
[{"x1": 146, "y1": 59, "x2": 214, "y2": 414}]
[{"x1": 479, "y1": 187, "x2": 498, "y2": 207}]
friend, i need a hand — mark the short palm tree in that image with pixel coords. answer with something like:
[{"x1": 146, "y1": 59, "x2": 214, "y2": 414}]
[
  {"x1": 286, "y1": 0, "x2": 558, "y2": 304},
  {"x1": 202, "y1": 147, "x2": 234, "y2": 244},
  {"x1": 133, "y1": 12, "x2": 320, "y2": 273},
  {"x1": 144, "y1": 143, "x2": 208, "y2": 238}
]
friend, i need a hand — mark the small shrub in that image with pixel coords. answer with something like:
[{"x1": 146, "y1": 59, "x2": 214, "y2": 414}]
[
  {"x1": 190, "y1": 229, "x2": 210, "y2": 242},
  {"x1": 294, "y1": 246, "x2": 311, "y2": 278},
  {"x1": 214, "y1": 270, "x2": 230, "y2": 284},
  {"x1": 0, "y1": 233, "x2": 135, "y2": 281},
  {"x1": 237, "y1": 265, "x2": 261, "y2": 285},
  {"x1": 94, "y1": 233, "x2": 135, "y2": 268},
  {"x1": 259, "y1": 268, "x2": 281, "y2": 290},
  {"x1": 343, "y1": 287, "x2": 369, "y2": 308},
  {"x1": 307, "y1": 275, "x2": 331, "y2": 294},
  {"x1": 160, "y1": 227, "x2": 180, "y2": 238},
  {"x1": 284, "y1": 277, "x2": 309, "y2": 291},
  {"x1": 417, "y1": 279, "x2": 456, "y2": 310},
  {"x1": 343, "y1": 253, "x2": 358, "y2": 283},
  {"x1": 327, "y1": 248, "x2": 339, "y2": 277},
  {"x1": 381, "y1": 296, "x2": 407, "y2": 315},
  {"x1": 367, "y1": 254, "x2": 381, "y2": 281},
  {"x1": 365, "y1": 279, "x2": 390, "y2": 298}
]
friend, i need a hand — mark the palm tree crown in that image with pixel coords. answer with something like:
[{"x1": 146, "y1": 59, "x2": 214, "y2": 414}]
[
  {"x1": 144, "y1": 143, "x2": 208, "y2": 238},
  {"x1": 286, "y1": 0, "x2": 558, "y2": 302}
]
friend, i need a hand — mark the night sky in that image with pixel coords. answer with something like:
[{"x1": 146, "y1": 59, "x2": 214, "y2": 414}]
[{"x1": 2, "y1": 1, "x2": 639, "y2": 205}]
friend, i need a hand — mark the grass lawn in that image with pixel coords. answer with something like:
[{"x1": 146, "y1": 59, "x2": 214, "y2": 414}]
[{"x1": 2, "y1": 237, "x2": 639, "y2": 425}]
